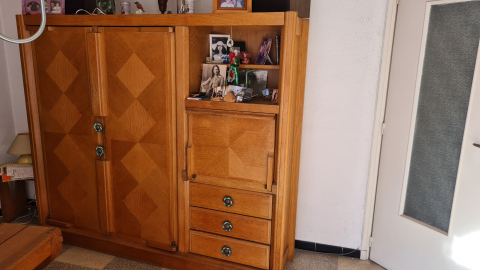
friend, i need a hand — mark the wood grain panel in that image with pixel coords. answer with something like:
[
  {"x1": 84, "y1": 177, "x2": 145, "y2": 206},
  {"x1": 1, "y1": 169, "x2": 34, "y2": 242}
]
[
  {"x1": 187, "y1": 110, "x2": 276, "y2": 192},
  {"x1": 287, "y1": 19, "x2": 309, "y2": 261},
  {"x1": 87, "y1": 33, "x2": 108, "y2": 117},
  {"x1": 190, "y1": 230, "x2": 270, "y2": 269},
  {"x1": 32, "y1": 26, "x2": 101, "y2": 233},
  {"x1": 22, "y1": 13, "x2": 285, "y2": 27},
  {"x1": 190, "y1": 207, "x2": 271, "y2": 244},
  {"x1": 103, "y1": 27, "x2": 177, "y2": 248},
  {"x1": 17, "y1": 15, "x2": 49, "y2": 224},
  {"x1": 190, "y1": 183, "x2": 272, "y2": 219},
  {"x1": 96, "y1": 160, "x2": 114, "y2": 234},
  {"x1": 175, "y1": 26, "x2": 190, "y2": 253}
]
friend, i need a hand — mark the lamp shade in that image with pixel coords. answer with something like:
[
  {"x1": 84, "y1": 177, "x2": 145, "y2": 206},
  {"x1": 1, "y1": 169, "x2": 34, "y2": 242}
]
[{"x1": 7, "y1": 133, "x2": 31, "y2": 155}]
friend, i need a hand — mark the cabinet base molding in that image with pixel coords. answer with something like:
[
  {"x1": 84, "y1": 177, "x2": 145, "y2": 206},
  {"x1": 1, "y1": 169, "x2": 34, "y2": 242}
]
[
  {"x1": 60, "y1": 227, "x2": 259, "y2": 270},
  {"x1": 45, "y1": 219, "x2": 73, "y2": 228}
]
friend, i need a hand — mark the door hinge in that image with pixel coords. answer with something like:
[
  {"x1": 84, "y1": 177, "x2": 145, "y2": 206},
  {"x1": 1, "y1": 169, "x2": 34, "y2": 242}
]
[
  {"x1": 369, "y1": 237, "x2": 373, "y2": 247},
  {"x1": 381, "y1": 123, "x2": 386, "y2": 135},
  {"x1": 171, "y1": 242, "x2": 177, "y2": 248},
  {"x1": 396, "y1": 0, "x2": 399, "y2": 5}
]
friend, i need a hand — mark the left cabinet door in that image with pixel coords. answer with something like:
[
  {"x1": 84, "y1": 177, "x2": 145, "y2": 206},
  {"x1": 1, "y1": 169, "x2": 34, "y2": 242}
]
[{"x1": 32, "y1": 27, "x2": 101, "y2": 233}]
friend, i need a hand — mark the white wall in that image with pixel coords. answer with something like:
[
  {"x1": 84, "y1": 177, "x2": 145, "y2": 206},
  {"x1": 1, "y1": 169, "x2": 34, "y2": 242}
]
[
  {"x1": 0, "y1": 1, "x2": 35, "y2": 199},
  {"x1": 0, "y1": 0, "x2": 389, "y2": 250},
  {"x1": 296, "y1": 0, "x2": 389, "y2": 249}
]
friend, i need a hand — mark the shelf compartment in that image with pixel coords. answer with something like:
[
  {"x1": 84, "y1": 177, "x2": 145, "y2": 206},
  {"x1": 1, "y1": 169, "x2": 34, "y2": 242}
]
[
  {"x1": 202, "y1": 63, "x2": 280, "y2": 70},
  {"x1": 185, "y1": 98, "x2": 279, "y2": 114}
]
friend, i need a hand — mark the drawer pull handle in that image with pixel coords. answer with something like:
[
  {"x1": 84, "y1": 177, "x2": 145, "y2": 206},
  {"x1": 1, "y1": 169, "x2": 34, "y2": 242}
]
[
  {"x1": 223, "y1": 196, "x2": 233, "y2": 207},
  {"x1": 222, "y1": 221, "x2": 233, "y2": 232},
  {"x1": 221, "y1": 246, "x2": 232, "y2": 257},
  {"x1": 94, "y1": 122, "x2": 103, "y2": 132},
  {"x1": 96, "y1": 146, "x2": 105, "y2": 157}
]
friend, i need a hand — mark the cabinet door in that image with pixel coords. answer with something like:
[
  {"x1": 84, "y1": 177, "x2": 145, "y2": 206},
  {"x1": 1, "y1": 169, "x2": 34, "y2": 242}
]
[
  {"x1": 32, "y1": 27, "x2": 101, "y2": 232},
  {"x1": 187, "y1": 110, "x2": 276, "y2": 192},
  {"x1": 103, "y1": 27, "x2": 177, "y2": 250}
]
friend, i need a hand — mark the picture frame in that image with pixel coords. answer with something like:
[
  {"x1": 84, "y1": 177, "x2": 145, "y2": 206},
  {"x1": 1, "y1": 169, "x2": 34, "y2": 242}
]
[
  {"x1": 209, "y1": 34, "x2": 231, "y2": 63},
  {"x1": 255, "y1": 38, "x2": 273, "y2": 65},
  {"x1": 213, "y1": 0, "x2": 252, "y2": 13}
]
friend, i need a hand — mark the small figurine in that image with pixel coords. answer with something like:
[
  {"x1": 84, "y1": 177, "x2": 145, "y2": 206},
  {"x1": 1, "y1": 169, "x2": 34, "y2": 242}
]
[
  {"x1": 158, "y1": 0, "x2": 168, "y2": 14},
  {"x1": 229, "y1": 55, "x2": 241, "y2": 86},
  {"x1": 238, "y1": 52, "x2": 252, "y2": 64},
  {"x1": 135, "y1": 2, "x2": 145, "y2": 14}
]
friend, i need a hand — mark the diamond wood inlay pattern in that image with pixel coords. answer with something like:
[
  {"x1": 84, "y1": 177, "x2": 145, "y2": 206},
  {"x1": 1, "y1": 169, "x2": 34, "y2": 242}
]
[
  {"x1": 189, "y1": 112, "x2": 276, "y2": 185},
  {"x1": 33, "y1": 28, "x2": 101, "y2": 233},
  {"x1": 117, "y1": 54, "x2": 155, "y2": 98},
  {"x1": 104, "y1": 28, "x2": 175, "y2": 246},
  {"x1": 46, "y1": 51, "x2": 80, "y2": 92}
]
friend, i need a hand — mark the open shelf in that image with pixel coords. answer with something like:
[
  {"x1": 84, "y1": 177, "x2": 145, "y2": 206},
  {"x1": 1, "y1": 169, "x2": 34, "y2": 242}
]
[
  {"x1": 202, "y1": 63, "x2": 280, "y2": 70},
  {"x1": 185, "y1": 97, "x2": 279, "y2": 114}
]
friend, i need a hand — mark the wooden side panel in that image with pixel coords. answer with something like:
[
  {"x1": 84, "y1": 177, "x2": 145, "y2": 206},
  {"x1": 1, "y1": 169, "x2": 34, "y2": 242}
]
[
  {"x1": 175, "y1": 26, "x2": 190, "y2": 253},
  {"x1": 96, "y1": 160, "x2": 114, "y2": 234},
  {"x1": 103, "y1": 27, "x2": 177, "y2": 247},
  {"x1": 16, "y1": 15, "x2": 49, "y2": 224},
  {"x1": 287, "y1": 19, "x2": 310, "y2": 261},
  {"x1": 190, "y1": 231, "x2": 270, "y2": 270},
  {"x1": 187, "y1": 110, "x2": 276, "y2": 192},
  {"x1": 86, "y1": 33, "x2": 108, "y2": 117},
  {"x1": 271, "y1": 12, "x2": 298, "y2": 270},
  {"x1": 31, "y1": 26, "x2": 101, "y2": 233}
]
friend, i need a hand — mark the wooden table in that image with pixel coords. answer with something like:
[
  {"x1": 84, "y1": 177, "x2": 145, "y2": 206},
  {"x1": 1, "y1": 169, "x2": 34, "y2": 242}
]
[{"x1": 0, "y1": 223, "x2": 63, "y2": 270}]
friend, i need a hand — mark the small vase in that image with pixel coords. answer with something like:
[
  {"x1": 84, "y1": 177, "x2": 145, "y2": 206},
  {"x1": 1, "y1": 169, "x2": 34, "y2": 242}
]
[
  {"x1": 97, "y1": 0, "x2": 116, "y2": 14},
  {"x1": 158, "y1": 0, "x2": 168, "y2": 14}
]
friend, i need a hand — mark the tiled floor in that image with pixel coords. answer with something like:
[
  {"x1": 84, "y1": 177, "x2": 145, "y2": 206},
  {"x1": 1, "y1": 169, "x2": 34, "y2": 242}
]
[
  {"x1": 43, "y1": 245, "x2": 385, "y2": 270},
  {"x1": 3, "y1": 214, "x2": 385, "y2": 270}
]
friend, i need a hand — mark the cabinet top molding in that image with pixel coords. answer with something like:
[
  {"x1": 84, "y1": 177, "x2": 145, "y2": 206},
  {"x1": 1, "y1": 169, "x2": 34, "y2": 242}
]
[{"x1": 19, "y1": 12, "x2": 288, "y2": 27}]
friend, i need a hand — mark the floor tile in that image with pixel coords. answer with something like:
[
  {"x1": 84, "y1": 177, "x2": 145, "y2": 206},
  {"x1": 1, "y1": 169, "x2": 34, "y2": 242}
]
[
  {"x1": 61, "y1": 243, "x2": 73, "y2": 255},
  {"x1": 285, "y1": 249, "x2": 338, "y2": 270},
  {"x1": 44, "y1": 261, "x2": 97, "y2": 270},
  {"x1": 337, "y1": 256, "x2": 385, "y2": 270},
  {"x1": 103, "y1": 257, "x2": 164, "y2": 270},
  {"x1": 55, "y1": 246, "x2": 115, "y2": 269}
]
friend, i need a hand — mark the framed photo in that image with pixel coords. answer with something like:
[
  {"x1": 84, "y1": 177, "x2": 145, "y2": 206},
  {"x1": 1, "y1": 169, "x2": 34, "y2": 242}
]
[
  {"x1": 200, "y1": 64, "x2": 228, "y2": 97},
  {"x1": 213, "y1": 0, "x2": 252, "y2": 13},
  {"x1": 255, "y1": 38, "x2": 273, "y2": 65},
  {"x1": 210, "y1": 34, "x2": 231, "y2": 62}
]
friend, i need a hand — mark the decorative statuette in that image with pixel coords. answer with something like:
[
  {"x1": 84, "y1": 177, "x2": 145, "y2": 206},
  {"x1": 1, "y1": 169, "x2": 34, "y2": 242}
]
[
  {"x1": 158, "y1": 0, "x2": 168, "y2": 14},
  {"x1": 97, "y1": 0, "x2": 116, "y2": 14},
  {"x1": 134, "y1": 1, "x2": 145, "y2": 14}
]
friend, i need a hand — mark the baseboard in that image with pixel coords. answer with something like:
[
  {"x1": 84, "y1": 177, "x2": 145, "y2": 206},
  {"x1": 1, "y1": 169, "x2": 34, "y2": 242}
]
[{"x1": 294, "y1": 240, "x2": 361, "y2": 259}]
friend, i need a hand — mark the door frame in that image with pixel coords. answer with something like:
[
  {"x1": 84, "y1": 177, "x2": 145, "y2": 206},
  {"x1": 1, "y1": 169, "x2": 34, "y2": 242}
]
[{"x1": 360, "y1": 0, "x2": 399, "y2": 260}]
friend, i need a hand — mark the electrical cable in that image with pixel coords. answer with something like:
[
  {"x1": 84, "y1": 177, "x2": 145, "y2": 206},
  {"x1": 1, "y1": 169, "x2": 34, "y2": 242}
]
[{"x1": 0, "y1": 0, "x2": 46, "y2": 44}]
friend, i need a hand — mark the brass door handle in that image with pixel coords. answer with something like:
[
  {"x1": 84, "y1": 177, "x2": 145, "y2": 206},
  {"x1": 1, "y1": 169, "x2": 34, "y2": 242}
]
[{"x1": 474, "y1": 143, "x2": 480, "y2": 148}]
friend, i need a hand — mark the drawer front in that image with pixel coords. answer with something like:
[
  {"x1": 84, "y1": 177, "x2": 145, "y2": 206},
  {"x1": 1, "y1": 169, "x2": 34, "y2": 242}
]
[
  {"x1": 190, "y1": 183, "x2": 272, "y2": 219},
  {"x1": 190, "y1": 231, "x2": 270, "y2": 269},
  {"x1": 187, "y1": 110, "x2": 276, "y2": 192},
  {"x1": 190, "y1": 207, "x2": 271, "y2": 244}
]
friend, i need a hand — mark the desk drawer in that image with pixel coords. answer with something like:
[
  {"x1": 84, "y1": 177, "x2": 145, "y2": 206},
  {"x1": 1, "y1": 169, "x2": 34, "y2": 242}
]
[
  {"x1": 190, "y1": 207, "x2": 271, "y2": 244},
  {"x1": 190, "y1": 230, "x2": 270, "y2": 269},
  {"x1": 190, "y1": 183, "x2": 272, "y2": 219}
]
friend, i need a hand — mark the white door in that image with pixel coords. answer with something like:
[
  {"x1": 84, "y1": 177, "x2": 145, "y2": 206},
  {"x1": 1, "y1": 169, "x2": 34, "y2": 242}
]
[{"x1": 371, "y1": 0, "x2": 480, "y2": 269}]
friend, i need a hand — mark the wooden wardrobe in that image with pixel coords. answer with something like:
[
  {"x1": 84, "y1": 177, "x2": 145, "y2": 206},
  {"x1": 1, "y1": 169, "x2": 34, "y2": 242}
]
[{"x1": 17, "y1": 12, "x2": 309, "y2": 270}]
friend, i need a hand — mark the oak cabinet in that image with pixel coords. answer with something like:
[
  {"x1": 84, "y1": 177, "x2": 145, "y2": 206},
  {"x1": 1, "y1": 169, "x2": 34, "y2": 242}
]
[{"x1": 18, "y1": 12, "x2": 309, "y2": 270}]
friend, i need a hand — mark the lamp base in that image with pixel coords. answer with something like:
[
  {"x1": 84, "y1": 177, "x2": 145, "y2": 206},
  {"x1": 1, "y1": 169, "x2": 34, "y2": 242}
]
[{"x1": 17, "y1": 154, "x2": 32, "y2": 165}]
